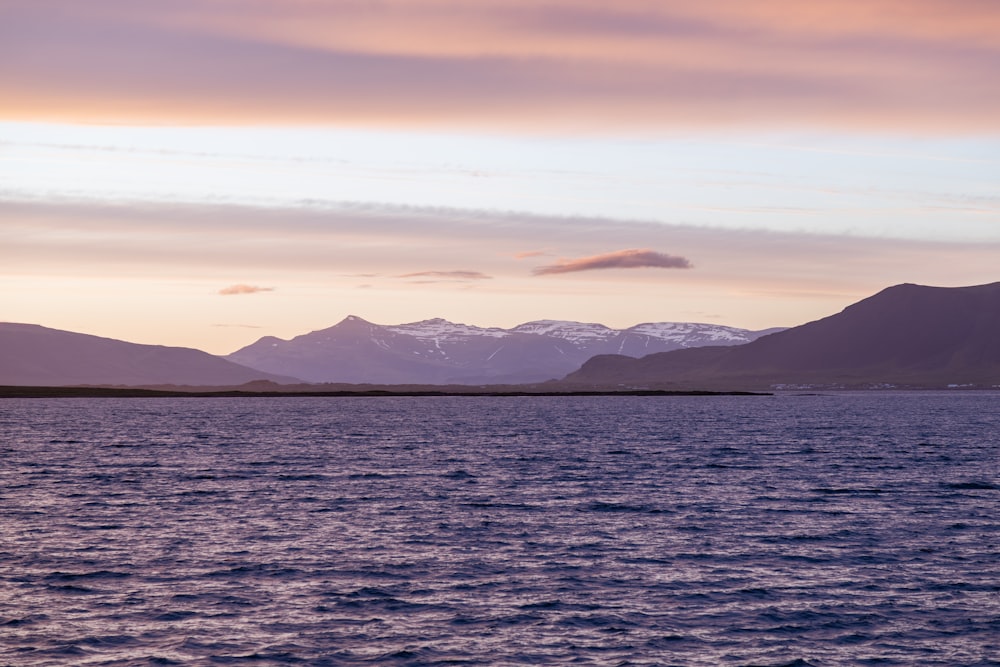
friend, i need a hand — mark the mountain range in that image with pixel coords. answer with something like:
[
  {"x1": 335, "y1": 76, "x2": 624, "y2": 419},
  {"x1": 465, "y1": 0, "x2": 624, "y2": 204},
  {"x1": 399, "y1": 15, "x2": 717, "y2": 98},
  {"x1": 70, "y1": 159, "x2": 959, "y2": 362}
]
[
  {"x1": 3, "y1": 282, "x2": 999, "y2": 389},
  {"x1": 0, "y1": 318, "x2": 777, "y2": 388},
  {"x1": 562, "y1": 282, "x2": 1000, "y2": 390},
  {"x1": 225, "y1": 317, "x2": 782, "y2": 384}
]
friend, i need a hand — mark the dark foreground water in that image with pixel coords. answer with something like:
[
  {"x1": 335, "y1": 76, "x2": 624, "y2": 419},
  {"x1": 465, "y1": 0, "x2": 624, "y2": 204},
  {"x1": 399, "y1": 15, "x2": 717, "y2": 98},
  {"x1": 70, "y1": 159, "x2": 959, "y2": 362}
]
[{"x1": 1, "y1": 393, "x2": 999, "y2": 666}]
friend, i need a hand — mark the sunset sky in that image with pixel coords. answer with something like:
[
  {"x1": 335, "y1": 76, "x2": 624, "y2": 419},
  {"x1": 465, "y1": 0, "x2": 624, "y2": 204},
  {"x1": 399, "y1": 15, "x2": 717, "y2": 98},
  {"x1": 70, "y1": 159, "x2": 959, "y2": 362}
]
[{"x1": 2, "y1": 0, "x2": 999, "y2": 354}]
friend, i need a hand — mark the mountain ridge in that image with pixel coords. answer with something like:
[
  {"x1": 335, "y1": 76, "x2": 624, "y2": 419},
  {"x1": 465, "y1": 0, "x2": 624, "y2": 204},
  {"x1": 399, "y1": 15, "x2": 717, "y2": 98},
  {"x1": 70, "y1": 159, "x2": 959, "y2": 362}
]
[
  {"x1": 226, "y1": 317, "x2": 781, "y2": 385},
  {"x1": 562, "y1": 282, "x2": 1000, "y2": 389}
]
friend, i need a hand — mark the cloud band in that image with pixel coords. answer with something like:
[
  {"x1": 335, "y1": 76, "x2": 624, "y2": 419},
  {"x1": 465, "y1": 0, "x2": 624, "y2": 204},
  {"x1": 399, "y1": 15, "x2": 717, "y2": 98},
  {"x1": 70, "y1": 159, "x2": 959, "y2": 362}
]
[{"x1": 2, "y1": 0, "x2": 998, "y2": 130}]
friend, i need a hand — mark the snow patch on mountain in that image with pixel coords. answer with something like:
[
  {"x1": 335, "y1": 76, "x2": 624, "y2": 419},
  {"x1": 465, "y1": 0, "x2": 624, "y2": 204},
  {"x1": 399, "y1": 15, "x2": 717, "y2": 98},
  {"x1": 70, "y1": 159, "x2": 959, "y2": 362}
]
[
  {"x1": 628, "y1": 322, "x2": 756, "y2": 343},
  {"x1": 511, "y1": 320, "x2": 617, "y2": 343},
  {"x1": 387, "y1": 318, "x2": 510, "y2": 344}
]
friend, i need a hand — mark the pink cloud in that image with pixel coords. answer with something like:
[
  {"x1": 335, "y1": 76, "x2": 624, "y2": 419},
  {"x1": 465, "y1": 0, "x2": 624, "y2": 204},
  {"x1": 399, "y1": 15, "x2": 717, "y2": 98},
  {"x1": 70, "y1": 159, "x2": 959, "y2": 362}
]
[
  {"x1": 398, "y1": 271, "x2": 492, "y2": 281},
  {"x1": 533, "y1": 249, "x2": 692, "y2": 275},
  {"x1": 218, "y1": 284, "x2": 274, "y2": 295}
]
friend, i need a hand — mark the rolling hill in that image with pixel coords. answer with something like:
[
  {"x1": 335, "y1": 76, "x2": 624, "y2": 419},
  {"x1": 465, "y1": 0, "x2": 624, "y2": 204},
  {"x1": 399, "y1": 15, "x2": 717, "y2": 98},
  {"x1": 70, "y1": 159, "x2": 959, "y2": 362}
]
[
  {"x1": 562, "y1": 282, "x2": 1000, "y2": 389},
  {"x1": 0, "y1": 323, "x2": 297, "y2": 387}
]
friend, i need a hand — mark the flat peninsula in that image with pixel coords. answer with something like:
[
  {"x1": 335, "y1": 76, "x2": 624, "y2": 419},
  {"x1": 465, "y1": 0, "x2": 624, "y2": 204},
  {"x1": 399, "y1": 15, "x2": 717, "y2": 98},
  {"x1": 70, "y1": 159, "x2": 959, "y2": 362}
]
[{"x1": 0, "y1": 384, "x2": 768, "y2": 398}]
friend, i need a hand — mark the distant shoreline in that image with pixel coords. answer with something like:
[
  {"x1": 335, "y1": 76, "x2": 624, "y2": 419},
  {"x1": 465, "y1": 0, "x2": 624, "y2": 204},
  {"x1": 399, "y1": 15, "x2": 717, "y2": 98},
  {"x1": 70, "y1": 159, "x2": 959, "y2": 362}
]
[{"x1": 0, "y1": 385, "x2": 769, "y2": 398}]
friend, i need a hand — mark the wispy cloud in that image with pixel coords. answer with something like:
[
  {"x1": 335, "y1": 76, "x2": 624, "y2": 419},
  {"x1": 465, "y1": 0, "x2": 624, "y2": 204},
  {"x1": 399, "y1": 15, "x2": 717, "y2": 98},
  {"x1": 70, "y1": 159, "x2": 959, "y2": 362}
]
[
  {"x1": 514, "y1": 250, "x2": 549, "y2": 259},
  {"x1": 5, "y1": 197, "x2": 1000, "y2": 303},
  {"x1": 533, "y1": 249, "x2": 693, "y2": 275},
  {"x1": 218, "y1": 284, "x2": 274, "y2": 295},
  {"x1": 398, "y1": 271, "x2": 493, "y2": 282}
]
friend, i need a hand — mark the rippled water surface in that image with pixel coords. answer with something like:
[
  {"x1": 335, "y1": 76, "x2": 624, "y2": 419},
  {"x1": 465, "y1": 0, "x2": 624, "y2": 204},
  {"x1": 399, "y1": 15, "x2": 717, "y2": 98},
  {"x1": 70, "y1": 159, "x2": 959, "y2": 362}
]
[{"x1": 1, "y1": 393, "x2": 999, "y2": 666}]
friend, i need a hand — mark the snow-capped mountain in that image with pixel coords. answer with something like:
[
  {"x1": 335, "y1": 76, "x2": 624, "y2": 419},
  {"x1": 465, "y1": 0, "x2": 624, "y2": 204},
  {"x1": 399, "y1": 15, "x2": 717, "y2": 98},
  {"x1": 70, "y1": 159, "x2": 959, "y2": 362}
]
[{"x1": 226, "y1": 316, "x2": 782, "y2": 385}]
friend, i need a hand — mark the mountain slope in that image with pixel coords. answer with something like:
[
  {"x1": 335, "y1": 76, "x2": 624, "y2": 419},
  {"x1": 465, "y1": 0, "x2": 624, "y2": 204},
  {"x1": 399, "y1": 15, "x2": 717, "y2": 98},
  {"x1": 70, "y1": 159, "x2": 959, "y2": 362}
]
[
  {"x1": 227, "y1": 316, "x2": 779, "y2": 384},
  {"x1": 0, "y1": 323, "x2": 297, "y2": 386},
  {"x1": 563, "y1": 282, "x2": 1000, "y2": 389}
]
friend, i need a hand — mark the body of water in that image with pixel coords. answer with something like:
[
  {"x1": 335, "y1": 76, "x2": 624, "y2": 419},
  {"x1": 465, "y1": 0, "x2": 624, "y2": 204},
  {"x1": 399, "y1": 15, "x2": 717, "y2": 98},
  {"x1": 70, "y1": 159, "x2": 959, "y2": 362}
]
[{"x1": 1, "y1": 393, "x2": 999, "y2": 665}]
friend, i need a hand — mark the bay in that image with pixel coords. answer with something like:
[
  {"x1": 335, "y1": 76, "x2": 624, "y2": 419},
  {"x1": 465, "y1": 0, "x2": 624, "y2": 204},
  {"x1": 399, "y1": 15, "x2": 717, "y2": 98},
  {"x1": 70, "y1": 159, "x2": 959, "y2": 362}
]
[{"x1": 1, "y1": 393, "x2": 998, "y2": 665}]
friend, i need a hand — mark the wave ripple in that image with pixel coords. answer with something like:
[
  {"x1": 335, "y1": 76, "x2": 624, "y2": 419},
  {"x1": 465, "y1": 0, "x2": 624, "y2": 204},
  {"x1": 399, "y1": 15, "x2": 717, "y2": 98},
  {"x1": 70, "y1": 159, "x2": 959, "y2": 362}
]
[{"x1": 1, "y1": 393, "x2": 999, "y2": 665}]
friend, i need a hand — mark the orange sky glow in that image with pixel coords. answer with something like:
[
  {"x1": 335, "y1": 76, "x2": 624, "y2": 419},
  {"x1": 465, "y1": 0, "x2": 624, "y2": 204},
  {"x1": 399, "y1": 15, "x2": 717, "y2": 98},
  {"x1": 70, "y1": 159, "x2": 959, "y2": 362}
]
[{"x1": 1, "y1": 0, "x2": 998, "y2": 353}]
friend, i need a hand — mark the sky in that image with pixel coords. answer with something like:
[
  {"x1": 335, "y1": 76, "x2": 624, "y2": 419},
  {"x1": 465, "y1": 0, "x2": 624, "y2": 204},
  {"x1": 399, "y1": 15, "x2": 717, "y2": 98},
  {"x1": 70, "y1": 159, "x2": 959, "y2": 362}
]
[{"x1": 2, "y1": 0, "x2": 999, "y2": 354}]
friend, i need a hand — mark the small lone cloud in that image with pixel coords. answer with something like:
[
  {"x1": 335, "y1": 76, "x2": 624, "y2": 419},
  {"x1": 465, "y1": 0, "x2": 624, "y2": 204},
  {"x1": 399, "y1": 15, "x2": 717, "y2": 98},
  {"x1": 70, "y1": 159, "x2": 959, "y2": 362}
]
[
  {"x1": 514, "y1": 250, "x2": 548, "y2": 259},
  {"x1": 533, "y1": 249, "x2": 693, "y2": 275},
  {"x1": 219, "y1": 284, "x2": 275, "y2": 295},
  {"x1": 212, "y1": 323, "x2": 264, "y2": 328},
  {"x1": 398, "y1": 271, "x2": 493, "y2": 282}
]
